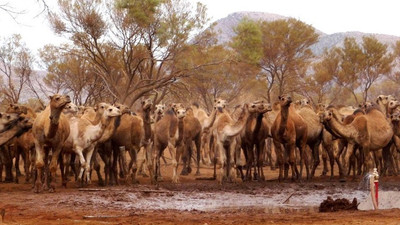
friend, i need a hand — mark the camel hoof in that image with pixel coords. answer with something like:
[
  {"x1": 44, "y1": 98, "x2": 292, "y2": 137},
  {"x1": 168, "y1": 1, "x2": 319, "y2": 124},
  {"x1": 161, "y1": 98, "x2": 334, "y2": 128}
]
[
  {"x1": 195, "y1": 171, "x2": 201, "y2": 176},
  {"x1": 141, "y1": 173, "x2": 149, "y2": 178},
  {"x1": 34, "y1": 183, "x2": 42, "y2": 193},
  {"x1": 97, "y1": 180, "x2": 105, "y2": 187},
  {"x1": 339, "y1": 177, "x2": 346, "y2": 182},
  {"x1": 180, "y1": 168, "x2": 189, "y2": 176},
  {"x1": 157, "y1": 176, "x2": 163, "y2": 182}
]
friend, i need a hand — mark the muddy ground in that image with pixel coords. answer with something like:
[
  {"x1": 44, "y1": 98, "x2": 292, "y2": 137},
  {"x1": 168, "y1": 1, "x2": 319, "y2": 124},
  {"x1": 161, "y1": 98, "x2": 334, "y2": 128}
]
[{"x1": 1, "y1": 165, "x2": 400, "y2": 225}]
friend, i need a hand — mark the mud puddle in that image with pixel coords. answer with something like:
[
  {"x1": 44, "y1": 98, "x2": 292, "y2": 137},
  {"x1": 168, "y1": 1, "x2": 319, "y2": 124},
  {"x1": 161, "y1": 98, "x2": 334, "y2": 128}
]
[{"x1": 67, "y1": 185, "x2": 369, "y2": 213}]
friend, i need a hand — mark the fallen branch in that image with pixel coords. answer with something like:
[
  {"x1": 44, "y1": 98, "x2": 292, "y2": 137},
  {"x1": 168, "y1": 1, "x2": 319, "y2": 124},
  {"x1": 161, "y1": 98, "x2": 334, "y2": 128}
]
[
  {"x1": 282, "y1": 192, "x2": 295, "y2": 204},
  {"x1": 195, "y1": 177, "x2": 216, "y2": 180}
]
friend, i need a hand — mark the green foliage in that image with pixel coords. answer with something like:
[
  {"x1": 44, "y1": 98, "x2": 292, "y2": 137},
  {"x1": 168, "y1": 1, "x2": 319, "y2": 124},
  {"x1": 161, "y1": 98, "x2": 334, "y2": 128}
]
[
  {"x1": 115, "y1": 0, "x2": 162, "y2": 27},
  {"x1": 231, "y1": 18, "x2": 262, "y2": 64}
]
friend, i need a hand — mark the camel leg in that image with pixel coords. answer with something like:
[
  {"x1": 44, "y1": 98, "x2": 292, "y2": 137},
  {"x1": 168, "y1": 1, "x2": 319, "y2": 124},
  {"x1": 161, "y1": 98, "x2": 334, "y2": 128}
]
[
  {"x1": 84, "y1": 146, "x2": 95, "y2": 185},
  {"x1": 195, "y1": 134, "x2": 202, "y2": 176},
  {"x1": 216, "y1": 142, "x2": 226, "y2": 184},
  {"x1": 344, "y1": 143, "x2": 355, "y2": 176},
  {"x1": 310, "y1": 142, "x2": 321, "y2": 179},
  {"x1": 381, "y1": 144, "x2": 393, "y2": 176},
  {"x1": 321, "y1": 145, "x2": 329, "y2": 176},
  {"x1": 273, "y1": 141, "x2": 284, "y2": 182},
  {"x1": 34, "y1": 140, "x2": 45, "y2": 193},
  {"x1": 75, "y1": 148, "x2": 86, "y2": 187},
  {"x1": 257, "y1": 141, "x2": 266, "y2": 181},
  {"x1": 15, "y1": 146, "x2": 22, "y2": 177},
  {"x1": 363, "y1": 147, "x2": 373, "y2": 175},
  {"x1": 288, "y1": 143, "x2": 299, "y2": 181},
  {"x1": 129, "y1": 145, "x2": 139, "y2": 184}
]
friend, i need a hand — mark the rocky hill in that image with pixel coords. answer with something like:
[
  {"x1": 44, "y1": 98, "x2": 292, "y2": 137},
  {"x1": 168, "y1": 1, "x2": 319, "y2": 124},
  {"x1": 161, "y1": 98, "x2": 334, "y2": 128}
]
[{"x1": 212, "y1": 11, "x2": 400, "y2": 55}]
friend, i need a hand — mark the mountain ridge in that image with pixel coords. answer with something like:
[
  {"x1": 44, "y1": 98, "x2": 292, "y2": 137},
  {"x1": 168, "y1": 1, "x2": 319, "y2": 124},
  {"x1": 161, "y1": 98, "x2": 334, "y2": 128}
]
[{"x1": 212, "y1": 11, "x2": 400, "y2": 55}]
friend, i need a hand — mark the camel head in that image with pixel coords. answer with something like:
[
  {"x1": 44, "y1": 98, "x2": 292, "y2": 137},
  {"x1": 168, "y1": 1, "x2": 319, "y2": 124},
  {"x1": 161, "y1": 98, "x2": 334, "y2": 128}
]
[
  {"x1": 390, "y1": 112, "x2": 400, "y2": 123},
  {"x1": 175, "y1": 107, "x2": 186, "y2": 119},
  {"x1": 103, "y1": 105, "x2": 122, "y2": 118},
  {"x1": 250, "y1": 100, "x2": 272, "y2": 114},
  {"x1": 17, "y1": 115, "x2": 33, "y2": 130},
  {"x1": 0, "y1": 112, "x2": 19, "y2": 131},
  {"x1": 301, "y1": 98, "x2": 311, "y2": 107},
  {"x1": 6, "y1": 104, "x2": 28, "y2": 115},
  {"x1": 171, "y1": 103, "x2": 184, "y2": 112},
  {"x1": 316, "y1": 103, "x2": 327, "y2": 114},
  {"x1": 94, "y1": 103, "x2": 109, "y2": 115},
  {"x1": 63, "y1": 103, "x2": 79, "y2": 116},
  {"x1": 114, "y1": 103, "x2": 131, "y2": 115},
  {"x1": 376, "y1": 95, "x2": 396, "y2": 105},
  {"x1": 388, "y1": 100, "x2": 400, "y2": 110},
  {"x1": 214, "y1": 98, "x2": 227, "y2": 113},
  {"x1": 278, "y1": 95, "x2": 292, "y2": 107},
  {"x1": 49, "y1": 94, "x2": 71, "y2": 110},
  {"x1": 154, "y1": 104, "x2": 166, "y2": 117},
  {"x1": 141, "y1": 99, "x2": 153, "y2": 111}
]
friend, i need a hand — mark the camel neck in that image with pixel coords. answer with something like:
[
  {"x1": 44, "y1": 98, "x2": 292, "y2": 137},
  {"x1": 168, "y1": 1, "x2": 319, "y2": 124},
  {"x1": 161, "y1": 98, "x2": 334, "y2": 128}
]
[
  {"x1": 327, "y1": 116, "x2": 355, "y2": 140},
  {"x1": 48, "y1": 108, "x2": 62, "y2": 139},
  {"x1": 139, "y1": 107, "x2": 152, "y2": 140},
  {"x1": 176, "y1": 118, "x2": 185, "y2": 146},
  {"x1": 0, "y1": 125, "x2": 21, "y2": 146},
  {"x1": 278, "y1": 105, "x2": 289, "y2": 135},
  {"x1": 253, "y1": 113, "x2": 264, "y2": 139}
]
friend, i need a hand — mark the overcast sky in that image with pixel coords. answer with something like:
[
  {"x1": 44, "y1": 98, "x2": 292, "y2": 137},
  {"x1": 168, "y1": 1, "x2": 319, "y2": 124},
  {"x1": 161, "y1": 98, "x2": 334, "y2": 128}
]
[{"x1": 0, "y1": 0, "x2": 399, "y2": 53}]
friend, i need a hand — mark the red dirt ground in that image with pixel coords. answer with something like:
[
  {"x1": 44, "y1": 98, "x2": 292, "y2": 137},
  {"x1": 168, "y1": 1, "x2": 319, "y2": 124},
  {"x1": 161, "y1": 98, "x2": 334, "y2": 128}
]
[{"x1": 1, "y1": 165, "x2": 400, "y2": 225}]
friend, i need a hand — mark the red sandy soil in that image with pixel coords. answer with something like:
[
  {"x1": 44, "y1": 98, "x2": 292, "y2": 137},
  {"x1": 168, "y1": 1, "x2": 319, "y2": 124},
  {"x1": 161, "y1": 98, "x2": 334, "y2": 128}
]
[{"x1": 1, "y1": 165, "x2": 400, "y2": 225}]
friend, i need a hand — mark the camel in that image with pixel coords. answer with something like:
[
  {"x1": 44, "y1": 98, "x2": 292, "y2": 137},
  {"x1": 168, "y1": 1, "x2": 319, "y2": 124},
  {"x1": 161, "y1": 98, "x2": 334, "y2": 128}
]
[
  {"x1": 0, "y1": 116, "x2": 33, "y2": 182},
  {"x1": 376, "y1": 95, "x2": 397, "y2": 117},
  {"x1": 32, "y1": 94, "x2": 71, "y2": 193},
  {"x1": 152, "y1": 105, "x2": 186, "y2": 183},
  {"x1": 6, "y1": 104, "x2": 38, "y2": 182},
  {"x1": 239, "y1": 100, "x2": 272, "y2": 181},
  {"x1": 63, "y1": 103, "x2": 121, "y2": 187},
  {"x1": 180, "y1": 107, "x2": 202, "y2": 176},
  {"x1": 271, "y1": 95, "x2": 308, "y2": 181},
  {"x1": 212, "y1": 99, "x2": 251, "y2": 184},
  {"x1": 296, "y1": 99, "x2": 323, "y2": 179},
  {"x1": 320, "y1": 105, "x2": 393, "y2": 176},
  {"x1": 108, "y1": 102, "x2": 144, "y2": 184}
]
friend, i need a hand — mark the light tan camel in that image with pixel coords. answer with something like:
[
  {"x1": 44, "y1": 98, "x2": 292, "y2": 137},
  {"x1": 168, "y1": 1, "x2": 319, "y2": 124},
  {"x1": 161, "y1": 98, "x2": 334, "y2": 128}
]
[
  {"x1": 32, "y1": 94, "x2": 71, "y2": 193},
  {"x1": 64, "y1": 103, "x2": 121, "y2": 187},
  {"x1": 212, "y1": 99, "x2": 251, "y2": 184},
  {"x1": 321, "y1": 106, "x2": 393, "y2": 175},
  {"x1": 271, "y1": 95, "x2": 308, "y2": 181}
]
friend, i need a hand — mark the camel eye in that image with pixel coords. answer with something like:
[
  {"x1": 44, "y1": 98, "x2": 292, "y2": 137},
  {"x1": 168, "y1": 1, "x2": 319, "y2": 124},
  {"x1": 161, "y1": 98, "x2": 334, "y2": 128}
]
[
  {"x1": 109, "y1": 108, "x2": 112, "y2": 112},
  {"x1": 56, "y1": 97, "x2": 60, "y2": 101},
  {"x1": 7, "y1": 115, "x2": 10, "y2": 119}
]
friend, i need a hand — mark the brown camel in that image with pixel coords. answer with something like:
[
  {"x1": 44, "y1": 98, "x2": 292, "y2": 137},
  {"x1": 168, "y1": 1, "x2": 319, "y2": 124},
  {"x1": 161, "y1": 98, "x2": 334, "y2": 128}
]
[
  {"x1": 6, "y1": 104, "x2": 38, "y2": 183},
  {"x1": 152, "y1": 106, "x2": 186, "y2": 183},
  {"x1": 239, "y1": 100, "x2": 272, "y2": 181},
  {"x1": 109, "y1": 103, "x2": 144, "y2": 184},
  {"x1": 32, "y1": 94, "x2": 71, "y2": 193},
  {"x1": 296, "y1": 99, "x2": 323, "y2": 179},
  {"x1": 180, "y1": 107, "x2": 202, "y2": 176},
  {"x1": 0, "y1": 116, "x2": 33, "y2": 182},
  {"x1": 271, "y1": 95, "x2": 308, "y2": 181},
  {"x1": 0, "y1": 112, "x2": 19, "y2": 132},
  {"x1": 321, "y1": 106, "x2": 393, "y2": 176}
]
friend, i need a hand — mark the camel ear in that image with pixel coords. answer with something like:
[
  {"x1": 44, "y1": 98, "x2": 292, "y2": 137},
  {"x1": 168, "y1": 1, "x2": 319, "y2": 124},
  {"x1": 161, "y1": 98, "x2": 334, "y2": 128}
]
[
  {"x1": 9, "y1": 103, "x2": 13, "y2": 107},
  {"x1": 49, "y1": 95, "x2": 53, "y2": 100}
]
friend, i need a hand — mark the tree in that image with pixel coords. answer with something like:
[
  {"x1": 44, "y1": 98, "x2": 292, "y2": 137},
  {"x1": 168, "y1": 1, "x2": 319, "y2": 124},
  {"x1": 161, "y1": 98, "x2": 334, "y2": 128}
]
[
  {"x1": 359, "y1": 36, "x2": 393, "y2": 102},
  {"x1": 49, "y1": 0, "x2": 214, "y2": 107},
  {"x1": 232, "y1": 18, "x2": 319, "y2": 102},
  {"x1": 39, "y1": 44, "x2": 112, "y2": 105},
  {"x1": 0, "y1": 34, "x2": 34, "y2": 103},
  {"x1": 335, "y1": 37, "x2": 393, "y2": 104},
  {"x1": 299, "y1": 48, "x2": 339, "y2": 105}
]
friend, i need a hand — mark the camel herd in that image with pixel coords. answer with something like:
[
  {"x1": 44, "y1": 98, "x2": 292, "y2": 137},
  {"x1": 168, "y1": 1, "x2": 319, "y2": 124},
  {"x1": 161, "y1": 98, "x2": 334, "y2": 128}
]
[{"x1": 0, "y1": 93, "x2": 400, "y2": 192}]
